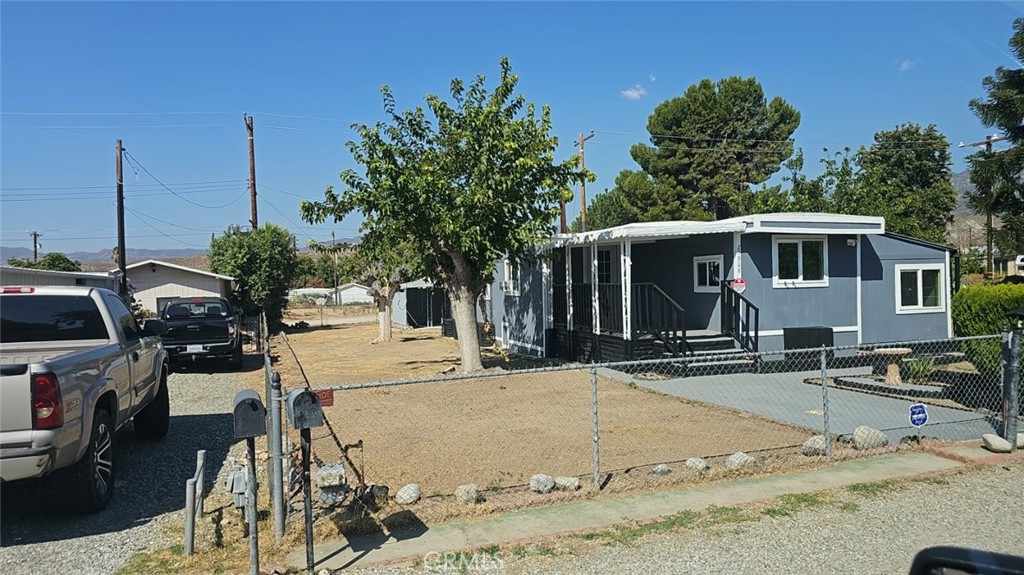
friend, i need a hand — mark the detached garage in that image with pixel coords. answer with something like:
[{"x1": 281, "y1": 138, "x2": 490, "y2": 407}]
[{"x1": 124, "y1": 260, "x2": 234, "y2": 315}]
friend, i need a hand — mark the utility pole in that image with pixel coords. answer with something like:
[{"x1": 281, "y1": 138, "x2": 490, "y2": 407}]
[
  {"x1": 959, "y1": 134, "x2": 1007, "y2": 275},
  {"x1": 116, "y1": 139, "x2": 128, "y2": 297},
  {"x1": 29, "y1": 231, "x2": 42, "y2": 261},
  {"x1": 578, "y1": 131, "x2": 595, "y2": 232},
  {"x1": 332, "y1": 230, "x2": 339, "y2": 306},
  {"x1": 246, "y1": 114, "x2": 258, "y2": 229}
]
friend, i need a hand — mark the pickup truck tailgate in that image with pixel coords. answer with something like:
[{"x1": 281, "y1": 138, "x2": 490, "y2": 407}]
[
  {"x1": 0, "y1": 365, "x2": 33, "y2": 433},
  {"x1": 163, "y1": 319, "x2": 230, "y2": 344}
]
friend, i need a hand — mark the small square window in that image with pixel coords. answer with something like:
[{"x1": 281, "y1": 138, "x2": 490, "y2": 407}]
[{"x1": 694, "y1": 255, "x2": 723, "y2": 293}]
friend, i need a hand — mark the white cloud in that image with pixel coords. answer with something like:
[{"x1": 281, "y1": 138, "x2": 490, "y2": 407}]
[
  {"x1": 899, "y1": 59, "x2": 914, "y2": 72},
  {"x1": 649, "y1": 75, "x2": 657, "y2": 82},
  {"x1": 620, "y1": 84, "x2": 648, "y2": 100}
]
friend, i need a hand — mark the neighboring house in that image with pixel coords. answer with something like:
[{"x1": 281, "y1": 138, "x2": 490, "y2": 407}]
[
  {"x1": 994, "y1": 254, "x2": 1024, "y2": 277},
  {"x1": 122, "y1": 259, "x2": 234, "y2": 315},
  {"x1": 289, "y1": 283, "x2": 375, "y2": 305},
  {"x1": 483, "y1": 213, "x2": 955, "y2": 361},
  {"x1": 392, "y1": 279, "x2": 450, "y2": 328},
  {"x1": 0, "y1": 265, "x2": 120, "y2": 291}
]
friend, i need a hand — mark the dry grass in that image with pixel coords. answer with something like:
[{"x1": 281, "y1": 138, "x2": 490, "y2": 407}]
[
  {"x1": 268, "y1": 322, "x2": 812, "y2": 500},
  {"x1": 282, "y1": 303, "x2": 376, "y2": 320}
]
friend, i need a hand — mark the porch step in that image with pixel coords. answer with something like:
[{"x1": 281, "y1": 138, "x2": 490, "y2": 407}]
[{"x1": 686, "y1": 335, "x2": 737, "y2": 354}]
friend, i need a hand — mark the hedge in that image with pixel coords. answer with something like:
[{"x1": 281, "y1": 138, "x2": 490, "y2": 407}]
[{"x1": 951, "y1": 282, "x2": 1024, "y2": 379}]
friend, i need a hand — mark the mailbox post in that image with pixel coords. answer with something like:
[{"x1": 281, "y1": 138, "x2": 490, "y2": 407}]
[
  {"x1": 286, "y1": 389, "x2": 325, "y2": 575},
  {"x1": 233, "y1": 390, "x2": 267, "y2": 575}
]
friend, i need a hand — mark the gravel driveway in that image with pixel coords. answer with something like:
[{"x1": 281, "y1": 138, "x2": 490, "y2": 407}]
[
  {"x1": 352, "y1": 460, "x2": 1024, "y2": 575},
  {"x1": 0, "y1": 358, "x2": 255, "y2": 575}
]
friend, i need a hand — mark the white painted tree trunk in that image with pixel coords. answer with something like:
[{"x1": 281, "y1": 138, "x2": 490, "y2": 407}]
[{"x1": 374, "y1": 285, "x2": 394, "y2": 343}]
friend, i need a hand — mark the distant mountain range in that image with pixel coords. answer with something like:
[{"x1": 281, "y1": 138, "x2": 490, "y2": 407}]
[
  {"x1": 951, "y1": 169, "x2": 975, "y2": 214},
  {"x1": 0, "y1": 246, "x2": 209, "y2": 264}
]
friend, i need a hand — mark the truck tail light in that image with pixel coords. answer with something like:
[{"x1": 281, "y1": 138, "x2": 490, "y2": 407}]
[{"x1": 31, "y1": 373, "x2": 64, "y2": 430}]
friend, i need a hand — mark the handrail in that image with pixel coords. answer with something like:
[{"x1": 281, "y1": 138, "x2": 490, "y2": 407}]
[
  {"x1": 631, "y1": 283, "x2": 689, "y2": 356},
  {"x1": 720, "y1": 281, "x2": 759, "y2": 354}
]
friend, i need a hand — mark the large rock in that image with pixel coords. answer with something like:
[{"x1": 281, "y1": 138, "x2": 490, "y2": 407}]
[
  {"x1": 394, "y1": 483, "x2": 421, "y2": 505},
  {"x1": 802, "y1": 435, "x2": 828, "y2": 456},
  {"x1": 725, "y1": 452, "x2": 756, "y2": 469},
  {"x1": 651, "y1": 464, "x2": 671, "y2": 475},
  {"x1": 530, "y1": 474, "x2": 555, "y2": 493},
  {"x1": 685, "y1": 458, "x2": 708, "y2": 471},
  {"x1": 982, "y1": 433, "x2": 1013, "y2": 453},
  {"x1": 554, "y1": 476, "x2": 581, "y2": 491},
  {"x1": 454, "y1": 484, "x2": 479, "y2": 504},
  {"x1": 853, "y1": 426, "x2": 889, "y2": 450}
]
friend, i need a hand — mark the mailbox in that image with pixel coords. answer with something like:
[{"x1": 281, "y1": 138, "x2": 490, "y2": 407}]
[
  {"x1": 233, "y1": 390, "x2": 267, "y2": 439},
  {"x1": 286, "y1": 389, "x2": 324, "y2": 429}
]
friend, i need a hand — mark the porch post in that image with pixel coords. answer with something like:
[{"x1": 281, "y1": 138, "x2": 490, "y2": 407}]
[
  {"x1": 542, "y1": 254, "x2": 551, "y2": 354},
  {"x1": 732, "y1": 232, "x2": 743, "y2": 280},
  {"x1": 591, "y1": 242, "x2": 600, "y2": 335},
  {"x1": 622, "y1": 239, "x2": 632, "y2": 341},
  {"x1": 566, "y1": 246, "x2": 573, "y2": 331}
]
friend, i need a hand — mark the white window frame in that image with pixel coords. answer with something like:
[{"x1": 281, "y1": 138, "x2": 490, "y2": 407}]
[
  {"x1": 483, "y1": 283, "x2": 492, "y2": 301},
  {"x1": 772, "y1": 235, "x2": 829, "y2": 288},
  {"x1": 503, "y1": 258, "x2": 520, "y2": 297},
  {"x1": 894, "y1": 263, "x2": 945, "y2": 314},
  {"x1": 693, "y1": 254, "x2": 724, "y2": 293}
]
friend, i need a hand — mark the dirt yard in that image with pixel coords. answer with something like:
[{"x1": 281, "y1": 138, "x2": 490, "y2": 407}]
[{"x1": 268, "y1": 323, "x2": 813, "y2": 498}]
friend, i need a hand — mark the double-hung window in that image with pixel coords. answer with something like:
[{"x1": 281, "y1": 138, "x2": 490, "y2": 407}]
[
  {"x1": 773, "y1": 236, "x2": 828, "y2": 288},
  {"x1": 503, "y1": 259, "x2": 520, "y2": 296},
  {"x1": 895, "y1": 264, "x2": 944, "y2": 314}
]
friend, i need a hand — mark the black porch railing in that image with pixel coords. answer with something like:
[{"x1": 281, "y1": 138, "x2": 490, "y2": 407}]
[
  {"x1": 631, "y1": 283, "x2": 688, "y2": 355},
  {"x1": 721, "y1": 281, "x2": 759, "y2": 353}
]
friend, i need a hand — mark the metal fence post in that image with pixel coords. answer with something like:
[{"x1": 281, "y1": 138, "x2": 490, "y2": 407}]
[
  {"x1": 184, "y1": 478, "x2": 196, "y2": 556},
  {"x1": 590, "y1": 366, "x2": 600, "y2": 490},
  {"x1": 246, "y1": 437, "x2": 259, "y2": 575},
  {"x1": 1004, "y1": 321, "x2": 1022, "y2": 452},
  {"x1": 270, "y1": 372, "x2": 285, "y2": 540},
  {"x1": 821, "y1": 346, "x2": 831, "y2": 460},
  {"x1": 196, "y1": 450, "x2": 206, "y2": 516}
]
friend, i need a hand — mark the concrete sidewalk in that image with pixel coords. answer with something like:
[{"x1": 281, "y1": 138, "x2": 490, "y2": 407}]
[{"x1": 284, "y1": 448, "x2": 1014, "y2": 571}]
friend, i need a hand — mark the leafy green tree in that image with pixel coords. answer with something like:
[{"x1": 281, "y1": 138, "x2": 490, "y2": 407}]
[
  {"x1": 569, "y1": 188, "x2": 628, "y2": 232},
  {"x1": 7, "y1": 252, "x2": 82, "y2": 271},
  {"x1": 301, "y1": 58, "x2": 586, "y2": 370},
  {"x1": 209, "y1": 224, "x2": 298, "y2": 324},
  {"x1": 968, "y1": 18, "x2": 1024, "y2": 270},
  {"x1": 630, "y1": 76, "x2": 801, "y2": 220},
  {"x1": 833, "y1": 124, "x2": 956, "y2": 244},
  {"x1": 736, "y1": 148, "x2": 829, "y2": 214}
]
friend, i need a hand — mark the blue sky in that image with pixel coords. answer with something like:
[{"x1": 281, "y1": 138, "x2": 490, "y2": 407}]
[{"x1": 2, "y1": 1, "x2": 1022, "y2": 254}]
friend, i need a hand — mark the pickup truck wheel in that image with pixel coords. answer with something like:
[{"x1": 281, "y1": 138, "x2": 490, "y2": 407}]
[
  {"x1": 134, "y1": 370, "x2": 170, "y2": 440},
  {"x1": 69, "y1": 408, "x2": 115, "y2": 514},
  {"x1": 228, "y1": 344, "x2": 243, "y2": 370}
]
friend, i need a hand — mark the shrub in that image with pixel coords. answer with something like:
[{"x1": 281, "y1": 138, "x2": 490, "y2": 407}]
[{"x1": 951, "y1": 283, "x2": 1024, "y2": 378}]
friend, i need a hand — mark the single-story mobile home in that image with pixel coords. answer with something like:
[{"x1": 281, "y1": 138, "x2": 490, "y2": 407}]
[
  {"x1": 0, "y1": 266, "x2": 120, "y2": 291},
  {"x1": 482, "y1": 213, "x2": 954, "y2": 362}
]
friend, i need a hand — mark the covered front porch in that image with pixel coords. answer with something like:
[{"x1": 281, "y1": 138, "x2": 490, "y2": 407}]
[{"x1": 543, "y1": 220, "x2": 759, "y2": 363}]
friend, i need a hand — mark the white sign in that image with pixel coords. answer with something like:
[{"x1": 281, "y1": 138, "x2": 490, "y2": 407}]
[{"x1": 732, "y1": 278, "x2": 747, "y2": 294}]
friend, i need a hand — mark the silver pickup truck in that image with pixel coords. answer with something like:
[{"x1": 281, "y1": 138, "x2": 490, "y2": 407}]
[{"x1": 0, "y1": 285, "x2": 170, "y2": 513}]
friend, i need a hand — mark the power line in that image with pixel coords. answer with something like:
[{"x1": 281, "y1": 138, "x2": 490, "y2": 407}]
[
  {"x1": 0, "y1": 179, "x2": 246, "y2": 192},
  {"x1": 0, "y1": 187, "x2": 250, "y2": 202},
  {"x1": 250, "y1": 111, "x2": 349, "y2": 123},
  {"x1": 123, "y1": 151, "x2": 249, "y2": 209},
  {"x1": 261, "y1": 124, "x2": 354, "y2": 134},
  {"x1": 258, "y1": 196, "x2": 318, "y2": 244},
  {"x1": 1, "y1": 124, "x2": 236, "y2": 129},
  {"x1": 593, "y1": 129, "x2": 971, "y2": 148},
  {"x1": 0, "y1": 111, "x2": 241, "y2": 116},
  {"x1": 258, "y1": 183, "x2": 320, "y2": 201},
  {"x1": 123, "y1": 208, "x2": 210, "y2": 248},
  {"x1": 1, "y1": 232, "x2": 216, "y2": 242},
  {"x1": 123, "y1": 206, "x2": 227, "y2": 232}
]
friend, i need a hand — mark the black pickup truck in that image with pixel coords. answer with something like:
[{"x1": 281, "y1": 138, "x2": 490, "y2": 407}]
[{"x1": 159, "y1": 297, "x2": 243, "y2": 369}]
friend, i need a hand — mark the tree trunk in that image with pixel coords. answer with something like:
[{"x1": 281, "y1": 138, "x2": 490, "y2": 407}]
[
  {"x1": 449, "y1": 253, "x2": 484, "y2": 372},
  {"x1": 374, "y1": 285, "x2": 394, "y2": 343}
]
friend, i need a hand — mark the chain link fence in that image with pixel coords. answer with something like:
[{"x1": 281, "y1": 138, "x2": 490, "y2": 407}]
[{"x1": 285, "y1": 334, "x2": 1010, "y2": 504}]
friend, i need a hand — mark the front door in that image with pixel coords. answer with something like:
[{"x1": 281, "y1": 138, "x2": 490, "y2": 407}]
[{"x1": 693, "y1": 254, "x2": 724, "y2": 332}]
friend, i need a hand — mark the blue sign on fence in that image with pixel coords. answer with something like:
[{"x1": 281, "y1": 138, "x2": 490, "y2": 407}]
[{"x1": 909, "y1": 403, "x2": 928, "y2": 427}]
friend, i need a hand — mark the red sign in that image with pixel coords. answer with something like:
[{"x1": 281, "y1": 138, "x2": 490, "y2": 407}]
[
  {"x1": 314, "y1": 389, "x2": 335, "y2": 407},
  {"x1": 732, "y1": 278, "x2": 747, "y2": 294}
]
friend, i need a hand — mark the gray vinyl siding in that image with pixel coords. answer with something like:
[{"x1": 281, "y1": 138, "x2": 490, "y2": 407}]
[
  {"x1": 391, "y1": 289, "x2": 408, "y2": 326},
  {"x1": 630, "y1": 234, "x2": 735, "y2": 331},
  {"x1": 860, "y1": 235, "x2": 949, "y2": 343},
  {"x1": 739, "y1": 234, "x2": 858, "y2": 332},
  {"x1": 492, "y1": 256, "x2": 545, "y2": 356}
]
